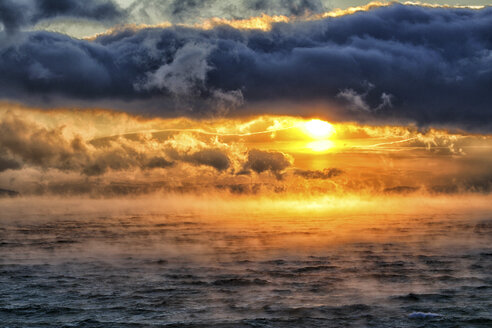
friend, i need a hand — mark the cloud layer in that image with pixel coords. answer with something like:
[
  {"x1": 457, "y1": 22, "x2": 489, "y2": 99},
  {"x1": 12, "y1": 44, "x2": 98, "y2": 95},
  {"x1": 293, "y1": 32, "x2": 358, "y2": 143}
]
[
  {"x1": 125, "y1": 0, "x2": 328, "y2": 25},
  {"x1": 0, "y1": 4, "x2": 491, "y2": 130},
  {"x1": 0, "y1": 0, "x2": 123, "y2": 33},
  {"x1": 1, "y1": 106, "x2": 492, "y2": 196}
]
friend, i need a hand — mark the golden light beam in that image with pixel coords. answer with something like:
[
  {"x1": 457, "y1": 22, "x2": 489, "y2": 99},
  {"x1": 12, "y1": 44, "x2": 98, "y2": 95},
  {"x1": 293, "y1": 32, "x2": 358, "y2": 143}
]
[
  {"x1": 104, "y1": 126, "x2": 298, "y2": 139},
  {"x1": 110, "y1": 118, "x2": 336, "y2": 140},
  {"x1": 352, "y1": 137, "x2": 418, "y2": 149}
]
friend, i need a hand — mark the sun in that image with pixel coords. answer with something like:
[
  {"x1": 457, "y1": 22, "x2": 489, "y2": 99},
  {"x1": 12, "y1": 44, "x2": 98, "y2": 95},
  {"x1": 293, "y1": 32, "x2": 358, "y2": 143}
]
[
  {"x1": 300, "y1": 119, "x2": 336, "y2": 152},
  {"x1": 303, "y1": 119, "x2": 335, "y2": 139}
]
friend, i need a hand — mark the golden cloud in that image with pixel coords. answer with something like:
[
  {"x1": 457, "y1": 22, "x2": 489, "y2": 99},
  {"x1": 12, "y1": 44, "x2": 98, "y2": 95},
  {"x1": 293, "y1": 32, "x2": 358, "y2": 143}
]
[{"x1": 1, "y1": 102, "x2": 491, "y2": 196}]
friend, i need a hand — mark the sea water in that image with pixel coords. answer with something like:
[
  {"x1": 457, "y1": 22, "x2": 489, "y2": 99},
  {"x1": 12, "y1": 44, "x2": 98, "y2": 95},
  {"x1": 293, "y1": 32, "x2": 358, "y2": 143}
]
[{"x1": 1, "y1": 196, "x2": 491, "y2": 327}]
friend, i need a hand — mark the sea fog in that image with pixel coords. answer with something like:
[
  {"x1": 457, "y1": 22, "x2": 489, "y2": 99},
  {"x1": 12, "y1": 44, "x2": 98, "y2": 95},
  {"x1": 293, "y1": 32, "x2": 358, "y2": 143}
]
[{"x1": 1, "y1": 194, "x2": 491, "y2": 327}]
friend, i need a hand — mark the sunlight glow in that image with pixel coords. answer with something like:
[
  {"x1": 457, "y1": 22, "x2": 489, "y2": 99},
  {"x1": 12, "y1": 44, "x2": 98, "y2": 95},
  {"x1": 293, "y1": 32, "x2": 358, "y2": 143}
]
[
  {"x1": 304, "y1": 119, "x2": 335, "y2": 139},
  {"x1": 306, "y1": 140, "x2": 335, "y2": 152}
]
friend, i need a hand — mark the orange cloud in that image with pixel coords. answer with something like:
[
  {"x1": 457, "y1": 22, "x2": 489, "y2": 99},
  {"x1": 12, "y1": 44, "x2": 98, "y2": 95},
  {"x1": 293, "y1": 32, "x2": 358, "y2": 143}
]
[{"x1": 1, "y1": 103, "x2": 491, "y2": 196}]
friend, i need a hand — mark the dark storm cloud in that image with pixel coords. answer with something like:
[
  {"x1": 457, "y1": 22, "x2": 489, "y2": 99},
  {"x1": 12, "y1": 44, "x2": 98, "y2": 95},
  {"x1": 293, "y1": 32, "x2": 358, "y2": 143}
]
[
  {"x1": 0, "y1": 0, "x2": 123, "y2": 33},
  {"x1": 127, "y1": 0, "x2": 326, "y2": 25},
  {"x1": 1, "y1": 4, "x2": 492, "y2": 129},
  {"x1": 246, "y1": 0, "x2": 324, "y2": 15}
]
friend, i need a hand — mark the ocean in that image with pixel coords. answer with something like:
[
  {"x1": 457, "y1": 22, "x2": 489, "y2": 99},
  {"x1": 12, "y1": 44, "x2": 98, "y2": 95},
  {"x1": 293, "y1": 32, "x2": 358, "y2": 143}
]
[{"x1": 1, "y1": 196, "x2": 491, "y2": 327}]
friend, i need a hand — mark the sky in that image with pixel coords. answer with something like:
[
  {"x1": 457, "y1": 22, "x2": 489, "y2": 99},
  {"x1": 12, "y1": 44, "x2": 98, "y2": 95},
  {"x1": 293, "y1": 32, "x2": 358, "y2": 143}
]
[{"x1": 0, "y1": 0, "x2": 491, "y2": 197}]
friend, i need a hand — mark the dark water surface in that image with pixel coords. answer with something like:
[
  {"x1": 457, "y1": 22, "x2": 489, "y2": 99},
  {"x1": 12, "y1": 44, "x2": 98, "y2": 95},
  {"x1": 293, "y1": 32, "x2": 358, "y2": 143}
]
[{"x1": 1, "y1": 198, "x2": 491, "y2": 327}]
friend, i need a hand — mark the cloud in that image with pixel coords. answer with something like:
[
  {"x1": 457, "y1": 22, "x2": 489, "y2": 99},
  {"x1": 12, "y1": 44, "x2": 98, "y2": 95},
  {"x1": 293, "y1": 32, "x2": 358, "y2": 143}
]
[
  {"x1": 2, "y1": 107, "x2": 492, "y2": 196},
  {"x1": 126, "y1": 0, "x2": 327, "y2": 26},
  {"x1": 0, "y1": 113, "x2": 89, "y2": 171},
  {"x1": 294, "y1": 168, "x2": 343, "y2": 179},
  {"x1": 0, "y1": 4, "x2": 491, "y2": 128},
  {"x1": 430, "y1": 177, "x2": 492, "y2": 195},
  {"x1": 242, "y1": 149, "x2": 291, "y2": 179},
  {"x1": 145, "y1": 156, "x2": 174, "y2": 169},
  {"x1": 376, "y1": 92, "x2": 393, "y2": 111},
  {"x1": 183, "y1": 148, "x2": 231, "y2": 171},
  {"x1": 135, "y1": 41, "x2": 243, "y2": 113},
  {"x1": 337, "y1": 82, "x2": 393, "y2": 112},
  {"x1": 337, "y1": 88, "x2": 371, "y2": 112},
  {"x1": 0, "y1": 111, "x2": 233, "y2": 177},
  {"x1": 137, "y1": 42, "x2": 213, "y2": 96},
  {"x1": 383, "y1": 185, "x2": 420, "y2": 194},
  {"x1": 0, "y1": 155, "x2": 21, "y2": 172},
  {"x1": 0, "y1": 0, "x2": 123, "y2": 33},
  {"x1": 0, "y1": 4, "x2": 490, "y2": 129}
]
